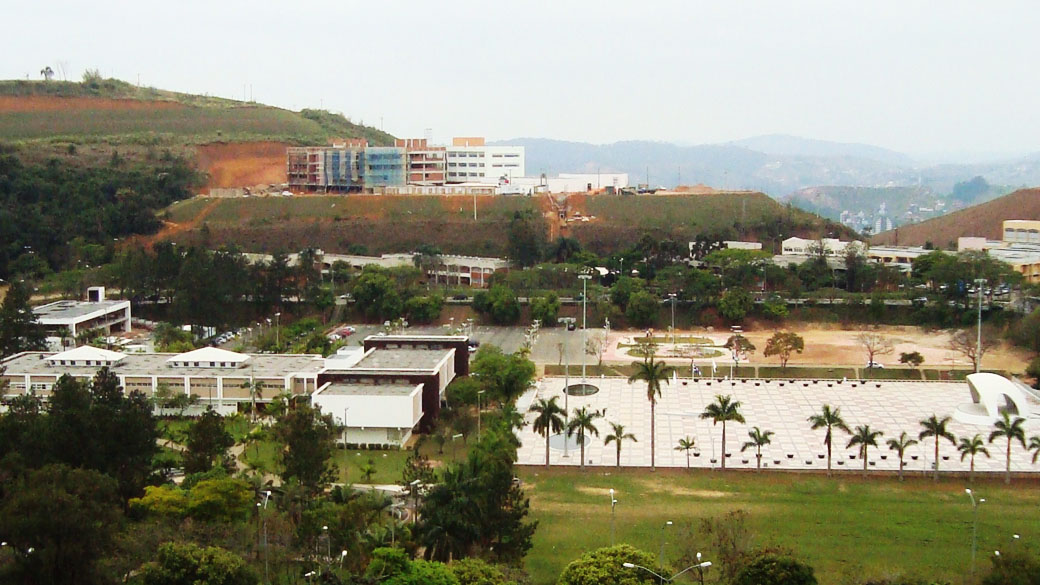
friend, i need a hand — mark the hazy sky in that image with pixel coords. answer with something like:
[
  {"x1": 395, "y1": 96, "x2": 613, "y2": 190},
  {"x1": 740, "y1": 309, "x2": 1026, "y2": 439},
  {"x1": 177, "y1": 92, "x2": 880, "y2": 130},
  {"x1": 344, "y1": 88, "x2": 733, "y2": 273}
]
[{"x1": 4, "y1": 1, "x2": 1038, "y2": 157}]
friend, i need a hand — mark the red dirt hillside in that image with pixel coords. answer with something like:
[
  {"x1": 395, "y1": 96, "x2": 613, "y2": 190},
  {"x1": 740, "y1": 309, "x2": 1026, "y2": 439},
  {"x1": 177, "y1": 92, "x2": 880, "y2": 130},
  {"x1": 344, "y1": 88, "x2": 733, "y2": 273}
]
[
  {"x1": 871, "y1": 187, "x2": 1040, "y2": 247},
  {"x1": 194, "y1": 141, "x2": 289, "y2": 191}
]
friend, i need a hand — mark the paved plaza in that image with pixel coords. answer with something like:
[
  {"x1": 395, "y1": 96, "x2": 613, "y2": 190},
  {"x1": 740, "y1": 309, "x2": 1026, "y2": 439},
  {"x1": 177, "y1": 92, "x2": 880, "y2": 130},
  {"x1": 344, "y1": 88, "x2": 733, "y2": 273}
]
[{"x1": 517, "y1": 376, "x2": 1040, "y2": 474}]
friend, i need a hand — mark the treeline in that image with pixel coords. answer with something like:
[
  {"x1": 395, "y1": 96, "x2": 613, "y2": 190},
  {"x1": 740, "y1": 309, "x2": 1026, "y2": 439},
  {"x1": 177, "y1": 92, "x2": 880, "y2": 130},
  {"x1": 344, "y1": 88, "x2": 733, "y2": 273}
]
[{"x1": 0, "y1": 144, "x2": 202, "y2": 278}]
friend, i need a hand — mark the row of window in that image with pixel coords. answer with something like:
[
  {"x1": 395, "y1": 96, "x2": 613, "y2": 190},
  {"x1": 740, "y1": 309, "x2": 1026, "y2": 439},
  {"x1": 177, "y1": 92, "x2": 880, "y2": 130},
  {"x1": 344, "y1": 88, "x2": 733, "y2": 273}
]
[
  {"x1": 447, "y1": 162, "x2": 485, "y2": 168},
  {"x1": 447, "y1": 172, "x2": 485, "y2": 178},
  {"x1": 491, "y1": 164, "x2": 520, "y2": 168}
]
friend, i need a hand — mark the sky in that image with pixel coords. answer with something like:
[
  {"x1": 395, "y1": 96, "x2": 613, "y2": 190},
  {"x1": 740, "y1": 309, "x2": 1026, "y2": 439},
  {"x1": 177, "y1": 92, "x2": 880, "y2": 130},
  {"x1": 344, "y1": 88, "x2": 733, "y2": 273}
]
[{"x1": 3, "y1": 1, "x2": 1039, "y2": 158}]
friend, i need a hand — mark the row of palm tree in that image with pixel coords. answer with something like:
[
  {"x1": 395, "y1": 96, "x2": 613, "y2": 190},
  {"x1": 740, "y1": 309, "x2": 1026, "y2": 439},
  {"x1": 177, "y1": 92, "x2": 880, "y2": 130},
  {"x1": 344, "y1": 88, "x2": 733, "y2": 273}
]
[{"x1": 530, "y1": 356, "x2": 1040, "y2": 478}]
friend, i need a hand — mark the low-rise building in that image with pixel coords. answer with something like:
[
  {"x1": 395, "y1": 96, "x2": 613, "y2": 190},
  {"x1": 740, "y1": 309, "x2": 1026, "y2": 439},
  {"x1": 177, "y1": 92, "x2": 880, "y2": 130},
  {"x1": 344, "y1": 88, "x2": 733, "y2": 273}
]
[{"x1": 33, "y1": 287, "x2": 131, "y2": 339}]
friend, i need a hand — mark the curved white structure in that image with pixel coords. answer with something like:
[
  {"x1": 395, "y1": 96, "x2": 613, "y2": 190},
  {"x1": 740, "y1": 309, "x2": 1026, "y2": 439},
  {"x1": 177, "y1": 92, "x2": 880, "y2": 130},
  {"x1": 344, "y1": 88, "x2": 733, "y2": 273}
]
[{"x1": 955, "y1": 373, "x2": 1032, "y2": 425}]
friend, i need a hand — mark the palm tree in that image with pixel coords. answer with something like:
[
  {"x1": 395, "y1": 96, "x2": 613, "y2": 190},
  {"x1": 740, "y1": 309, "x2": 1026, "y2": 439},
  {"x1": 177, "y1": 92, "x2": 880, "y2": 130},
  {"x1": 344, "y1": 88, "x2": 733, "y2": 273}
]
[
  {"x1": 1030, "y1": 435, "x2": 1040, "y2": 465},
  {"x1": 566, "y1": 406, "x2": 603, "y2": 470},
  {"x1": 988, "y1": 411, "x2": 1027, "y2": 485},
  {"x1": 741, "y1": 427, "x2": 775, "y2": 472},
  {"x1": 957, "y1": 434, "x2": 990, "y2": 483},
  {"x1": 808, "y1": 405, "x2": 851, "y2": 477},
  {"x1": 629, "y1": 357, "x2": 676, "y2": 471},
  {"x1": 242, "y1": 377, "x2": 265, "y2": 423},
  {"x1": 604, "y1": 421, "x2": 637, "y2": 468},
  {"x1": 846, "y1": 425, "x2": 884, "y2": 478},
  {"x1": 675, "y1": 436, "x2": 696, "y2": 469},
  {"x1": 700, "y1": 395, "x2": 745, "y2": 471},
  {"x1": 529, "y1": 397, "x2": 565, "y2": 468},
  {"x1": 886, "y1": 432, "x2": 919, "y2": 481},
  {"x1": 919, "y1": 415, "x2": 957, "y2": 481}
]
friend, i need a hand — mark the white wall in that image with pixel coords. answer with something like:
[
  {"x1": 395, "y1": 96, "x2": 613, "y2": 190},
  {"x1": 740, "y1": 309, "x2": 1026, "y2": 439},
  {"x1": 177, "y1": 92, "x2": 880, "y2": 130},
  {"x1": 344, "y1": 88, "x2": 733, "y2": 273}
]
[
  {"x1": 446, "y1": 146, "x2": 524, "y2": 183},
  {"x1": 313, "y1": 386, "x2": 423, "y2": 430}
]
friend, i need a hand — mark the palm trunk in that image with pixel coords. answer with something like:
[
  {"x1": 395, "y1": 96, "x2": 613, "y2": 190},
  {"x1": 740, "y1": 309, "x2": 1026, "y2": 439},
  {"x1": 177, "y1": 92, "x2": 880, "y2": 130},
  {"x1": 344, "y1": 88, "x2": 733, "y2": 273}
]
[
  {"x1": 580, "y1": 432, "x2": 586, "y2": 470},
  {"x1": 616, "y1": 443, "x2": 621, "y2": 468},
  {"x1": 721, "y1": 422, "x2": 727, "y2": 471},
  {"x1": 650, "y1": 401, "x2": 656, "y2": 471},
  {"x1": 933, "y1": 438, "x2": 940, "y2": 481},
  {"x1": 862, "y1": 447, "x2": 868, "y2": 478},
  {"x1": 686, "y1": 451, "x2": 690, "y2": 469},
  {"x1": 545, "y1": 434, "x2": 550, "y2": 468},
  {"x1": 1006, "y1": 439, "x2": 1012, "y2": 485},
  {"x1": 898, "y1": 456, "x2": 904, "y2": 481},
  {"x1": 826, "y1": 432, "x2": 832, "y2": 477},
  {"x1": 756, "y1": 450, "x2": 762, "y2": 472},
  {"x1": 970, "y1": 456, "x2": 975, "y2": 483}
]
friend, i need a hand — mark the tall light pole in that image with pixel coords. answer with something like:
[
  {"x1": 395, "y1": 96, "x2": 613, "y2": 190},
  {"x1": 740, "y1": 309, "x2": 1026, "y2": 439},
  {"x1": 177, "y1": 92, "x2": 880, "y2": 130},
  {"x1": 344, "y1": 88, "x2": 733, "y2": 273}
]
[
  {"x1": 322, "y1": 525, "x2": 330, "y2": 562},
  {"x1": 563, "y1": 348, "x2": 570, "y2": 459},
  {"x1": 609, "y1": 488, "x2": 618, "y2": 546},
  {"x1": 579, "y1": 273, "x2": 592, "y2": 384},
  {"x1": 274, "y1": 312, "x2": 281, "y2": 350},
  {"x1": 410, "y1": 479, "x2": 421, "y2": 525},
  {"x1": 451, "y1": 433, "x2": 463, "y2": 461},
  {"x1": 259, "y1": 490, "x2": 272, "y2": 584},
  {"x1": 659, "y1": 520, "x2": 673, "y2": 582},
  {"x1": 477, "y1": 390, "x2": 485, "y2": 439},
  {"x1": 668, "y1": 293, "x2": 677, "y2": 347},
  {"x1": 974, "y1": 278, "x2": 986, "y2": 372},
  {"x1": 967, "y1": 488, "x2": 985, "y2": 574}
]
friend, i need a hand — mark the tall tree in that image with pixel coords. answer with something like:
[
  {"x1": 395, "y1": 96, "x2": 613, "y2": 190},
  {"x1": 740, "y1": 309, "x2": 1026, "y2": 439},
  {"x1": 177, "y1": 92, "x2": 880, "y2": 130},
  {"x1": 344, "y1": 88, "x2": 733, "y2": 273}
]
[
  {"x1": 566, "y1": 406, "x2": 602, "y2": 470},
  {"x1": 0, "y1": 280, "x2": 46, "y2": 358},
  {"x1": 241, "y1": 376, "x2": 265, "y2": 423},
  {"x1": 273, "y1": 404, "x2": 338, "y2": 494},
  {"x1": 957, "y1": 434, "x2": 990, "y2": 484},
  {"x1": 763, "y1": 331, "x2": 804, "y2": 369},
  {"x1": 603, "y1": 421, "x2": 637, "y2": 468},
  {"x1": 183, "y1": 408, "x2": 235, "y2": 474},
  {"x1": 918, "y1": 414, "x2": 957, "y2": 481},
  {"x1": 741, "y1": 426, "x2": 775, "y2": 472},
  {"x1": 506, "y1": 210, "x2": 545, "y2": 268},
  {"x1": 857, "y1": 331, "x2": 893, "y2": 368},
  {"x1": 808, "y1": 405, "x2": 851, "y2": 477},
  {"x1": 529, "y1": 397, "x2": 565, "y2": 468},
  {"x1": 138, "y1": 542, "x2": 258, "y2": 585},
  {"x1": 628, "y1": 357, "x2": 675, "y2": 471},
  {"x1": 700, "y1": 394, "x2": 746, "y2": 470},
  {"x1": 988, "y1": 412, "x2": 1027, "y2": 485},
  {"x1": 846, "y1": 425, "x2": 884, "y2": 477},
  {"x1": 886, "y1": 432, "x2": 919, "y2": 482},
  {"x1": 675, "y1": 436, "x2": 696, "y2": 470}
]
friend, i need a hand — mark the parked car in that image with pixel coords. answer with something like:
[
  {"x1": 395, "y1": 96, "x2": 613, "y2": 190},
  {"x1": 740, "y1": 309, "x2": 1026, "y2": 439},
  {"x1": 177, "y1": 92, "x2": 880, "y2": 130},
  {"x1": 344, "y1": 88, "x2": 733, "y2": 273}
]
[{"x1": 865, "y1": 361, "x2": 885, "y2": 369}]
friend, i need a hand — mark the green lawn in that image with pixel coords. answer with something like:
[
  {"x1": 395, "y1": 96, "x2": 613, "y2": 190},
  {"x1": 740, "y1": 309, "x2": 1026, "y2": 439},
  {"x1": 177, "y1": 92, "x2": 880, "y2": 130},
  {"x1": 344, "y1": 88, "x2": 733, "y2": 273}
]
[{"x1": 518, "y1": 467, "x2": 1040, "y2": 585}]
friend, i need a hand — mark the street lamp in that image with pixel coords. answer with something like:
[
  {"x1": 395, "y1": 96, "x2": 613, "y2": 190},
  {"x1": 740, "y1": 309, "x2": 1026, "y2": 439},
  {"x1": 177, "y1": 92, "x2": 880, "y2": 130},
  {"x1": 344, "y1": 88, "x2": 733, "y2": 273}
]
[
  {"x1": 974, "y1": 278, "x2": 986, "y2": 372},
  {"x1": 274, "y1": 312, "x2": 281, "y2": 350},
  {"x1": 259, "y1": 490, "x2": 272, "y2": 584},
  {"x1": 609, "y1": 488, "x2": 618, "y2": 546},
  {"x1": 451, "y1": 433, "x2": 463, "y2": 461},
  {"x1": 477, "y1": 390, "x2": 486, "y2": 439},
  {"x1": 322, "y1": 525, "x2": 330, "y2": 561},
  {"x1": 659, "y1": 520, "x2": 673, "y2": 581},
  {"x1": 967, "y1": 488, "x2": 986, "y2": 574},
  {"x1": 623, "y1": 561, "x2": 712, "y2": 584},
  {"x1": 668, "y1": 293, "x2": 677, "y2": 347},
  {"x1": 579, "y1": 273, "x2": 593, "y2": 384},
  {"x1": 409, "y1": 479, "x2": 421, "y2": 525}
]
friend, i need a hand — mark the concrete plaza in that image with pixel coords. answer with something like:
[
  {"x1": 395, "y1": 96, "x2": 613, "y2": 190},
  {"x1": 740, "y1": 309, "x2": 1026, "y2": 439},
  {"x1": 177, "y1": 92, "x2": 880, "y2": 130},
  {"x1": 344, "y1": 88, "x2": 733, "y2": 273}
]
[{"x1": 517, "y1": 376, "x2": 1040, "y2": 475}]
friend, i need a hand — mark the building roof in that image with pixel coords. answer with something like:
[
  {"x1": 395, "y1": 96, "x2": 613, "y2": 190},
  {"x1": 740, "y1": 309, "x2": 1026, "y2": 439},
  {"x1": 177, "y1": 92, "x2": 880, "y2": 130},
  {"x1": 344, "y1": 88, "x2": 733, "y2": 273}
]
[
  {"x1": 33, "y1": 299, "x2": 129, "y2": 324},
  {"x1": 168, "y1": 347, "x2": 250, "y2": 364},
  {"x1": 350, "y1": 348, "x2": 453, "y2": 372},
  {"x1": 44, "y1": 345, "x2": 126, "y2": 363},
  {"x1": 316, "y1": 382, "x2": 422, "y2": 397},
  {"x1": 2, "y1": 351, "x2": 325, "y2": 379}
]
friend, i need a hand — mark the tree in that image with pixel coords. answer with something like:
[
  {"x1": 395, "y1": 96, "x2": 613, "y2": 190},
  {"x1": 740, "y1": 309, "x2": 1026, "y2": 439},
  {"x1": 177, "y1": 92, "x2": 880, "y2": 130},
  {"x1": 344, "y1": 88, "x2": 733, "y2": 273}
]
[
  {"x1": 450, "y1": 557, "x2": 515, "y2": 585},
  {"x1": 0, "y1": 280, "x2": 46, "y2": 358},
  {"x1": 958, "y1": 434, "x2": 991, "y2": 483},
  {"x1": 741, "y1": 427, "x2": 774, "y2": 472},
  {"x1": 567, "y1": 406, "x2": 603, "y2": 470},
  {"x1": 724, "y1": 334, "x2": 756, "y2": 376},
  {"x1": 152, "y1": 321, "x2": 194, "y2": 352},
  {"x1": 732, "y1": 553, "x2": 818, "y2": 585},
  {"x1": 352, "y1": 266, "x2": 404, "y2": 321},
  {"x1": 950, "y1": 326, "x2": 998, "y2": 371},
  {"x1": 846, "y1": 425, "x2": 884, "y2": 477},
  {"x1": 40, "y1": 65, "x2": 54, "y2": 80},
  {"x1": 718, "y1": 288, "x2": 753, "y2": 322},
  {"x1": 241, "y1": 376, "x2": 265, "y2": 423},
  {"x1": 886, "y1": 432, "x2": 919, "y2": 481},
  {"x1": 529, "y1": 397, "x2": 565, "y2": 468},
  {"x1": 557, "y1": 544, "x2": 660, "y2": 585},
  {"x1": 471, "y1": 345, "x2": 536, "y2": 404},
  {"x1": 700, "y1": 394, "x2": 746, "y2": 470},
  {"x1": 610, "y1": 276, "x2": 645, "y2": 310},
  {"x1": 506, "y1": 209, "x2": 545, "y2": 267},
  {"x1": 763, "y1": 332, "x2": 804, "y2": 369},
  {"x1": 473, "y1": 284, "x2": 521, "y2": 325},
  {"x1": 856, "y1": 331, "x2": 893, "y2": 367},
  {"x1": 0, "y1": 465, "x2": 122, "y2": 585},
  {"x1": 604, "y1": 421, "x2": 637, "y2": 468},
  {"x1": 808, "y1": 405, "x2": 851, "y2": 477},
  {"x1": 625, "y1": 291, "x2": 659, "y2": 328},
  {"x1": 531, "y1": 292, "x2": 561, "y2": 326},
  {"x1": 980, "y1": 549, "x2": 1040, "y2": 585},
  {"x1": 183, "y1": 408, "x2": 235, "y2": 474},
  {"x1": 919, "y1": 414, "x2": 957, "y2": 481},
  {"x1": 989, "y1": 411, "x2": 1027, "y2": 485},
  {"x1": 1030, "y1": 435, "x2": 1040, "y2": 465},
  {"x1": 404, "y1": 294, "x2": 444, "y2": 324},
  {"x1": 675, "y1": 436, "x2": 696, "y2": 469},
  {"x1": 273, "y1": 404, "x2": 338, "y2": 493},
  {"x1": 899, "y1": 351, "x2": 924, "y2": 369},
  {"x1": 628, "y1": 357, "x2": 675, "y2": 471},
  {"x1": 138, "y1": 542, "x2": 258, "y2": 585},
  {"x1": 186, "y1": 477, "x2": 254, "y2": 523}
]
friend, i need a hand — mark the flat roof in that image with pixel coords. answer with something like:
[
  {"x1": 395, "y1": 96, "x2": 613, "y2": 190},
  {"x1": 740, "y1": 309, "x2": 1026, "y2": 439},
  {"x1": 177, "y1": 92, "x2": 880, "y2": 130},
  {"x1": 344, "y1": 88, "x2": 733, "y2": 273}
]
[
  {"x1": 364, "y1": 334, "x2": 468, "y2": 343},
  {"x1": 33, "y1": 299, "x2": 129, "y2": 323},
  {"x1": 2, "y1": 351, "x2": 325, "y2": 379},
  {"x1": 353, "y1": 348, "x2": 452, "y2": 371},
  {"x1": 318, "y1": 383, "x2": 421, "y2": 397}
]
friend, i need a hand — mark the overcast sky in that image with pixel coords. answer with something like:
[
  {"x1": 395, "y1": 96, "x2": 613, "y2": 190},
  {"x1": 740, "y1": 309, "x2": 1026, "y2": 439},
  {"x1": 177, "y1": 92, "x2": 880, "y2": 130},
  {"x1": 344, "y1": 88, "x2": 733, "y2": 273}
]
[{"x1": 4, "y1": 1, "x2": 1038, "y2": 158}]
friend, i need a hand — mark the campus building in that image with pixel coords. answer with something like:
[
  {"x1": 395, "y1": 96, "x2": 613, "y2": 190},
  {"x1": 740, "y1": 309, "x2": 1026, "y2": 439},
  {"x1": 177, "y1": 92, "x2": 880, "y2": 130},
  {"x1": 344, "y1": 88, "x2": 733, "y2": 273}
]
[
  {"x1": 445, "y1": 137, "x2": 525, "y2": 184},
  {"x1": 33, "y1": 287, "x2": 132, "y2": 340}
]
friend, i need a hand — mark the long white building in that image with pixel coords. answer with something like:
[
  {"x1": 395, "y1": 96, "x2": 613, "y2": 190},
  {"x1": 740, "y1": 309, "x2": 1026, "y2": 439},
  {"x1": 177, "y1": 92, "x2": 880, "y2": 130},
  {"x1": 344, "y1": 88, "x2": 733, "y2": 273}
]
[{"x1": 445, "y1": 137, "x2": 524, "y2": 183}]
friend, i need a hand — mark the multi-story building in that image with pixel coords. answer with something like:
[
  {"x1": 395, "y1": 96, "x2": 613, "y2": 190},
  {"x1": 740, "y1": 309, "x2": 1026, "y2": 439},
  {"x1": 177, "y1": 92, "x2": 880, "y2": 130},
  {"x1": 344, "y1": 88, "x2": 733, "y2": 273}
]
[
  {"x1": 286, "y1": 140, "x2": 367, "y2": 193},
  {"x1": 396, "y1": 138, "x2": 445, "y2": 185},
  {"x1": 445, "y1": 137, "x2": 525, "y2": 184},
  {"x1": 362, "y1": 146, "x2": 407, "y2": 189},
  {"x1": 33, "y1": 287, "x2": 131, "y2": 340}
]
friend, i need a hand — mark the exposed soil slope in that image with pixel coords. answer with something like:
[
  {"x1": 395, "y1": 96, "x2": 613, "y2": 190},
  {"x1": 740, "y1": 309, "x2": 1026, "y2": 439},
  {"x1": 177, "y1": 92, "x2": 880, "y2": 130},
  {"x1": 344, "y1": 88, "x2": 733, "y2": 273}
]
[{"x1": 194, "y1": 141, "x2": 289, "y2": 190}]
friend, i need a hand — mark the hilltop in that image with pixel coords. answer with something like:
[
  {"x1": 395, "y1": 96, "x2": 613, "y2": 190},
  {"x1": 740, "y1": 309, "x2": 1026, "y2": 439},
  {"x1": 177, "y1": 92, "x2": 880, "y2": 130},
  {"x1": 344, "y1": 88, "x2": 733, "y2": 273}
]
[
  {"x1": 870, "y1": 187, "x2": 1040, "y2": 248},
  {"x1": 0, "y1": 78, "x2": 393, "y2": 190}
]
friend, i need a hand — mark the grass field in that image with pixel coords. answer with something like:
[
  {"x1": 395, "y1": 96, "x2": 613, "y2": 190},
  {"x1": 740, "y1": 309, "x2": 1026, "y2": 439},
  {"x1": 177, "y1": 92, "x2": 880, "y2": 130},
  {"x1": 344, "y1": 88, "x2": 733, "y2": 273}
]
[{"x1": 518, "y1": 467, "x2": 1040, "y2": 585}]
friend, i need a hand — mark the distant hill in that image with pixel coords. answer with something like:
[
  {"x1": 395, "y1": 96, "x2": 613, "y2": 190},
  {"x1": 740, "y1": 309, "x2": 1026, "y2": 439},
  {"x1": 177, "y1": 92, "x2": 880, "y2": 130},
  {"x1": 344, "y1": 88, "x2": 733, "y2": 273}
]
[
  {"x1": 870, "y1": 188, "x2": 1040, "y2": 247},
  {"x1": 729, "y1": 134, "x2": 913, "y2": 166}
]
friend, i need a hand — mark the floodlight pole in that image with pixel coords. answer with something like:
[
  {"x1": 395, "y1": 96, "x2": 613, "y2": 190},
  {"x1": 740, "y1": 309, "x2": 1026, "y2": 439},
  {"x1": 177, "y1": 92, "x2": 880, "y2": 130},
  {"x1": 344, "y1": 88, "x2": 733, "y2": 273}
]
[
  {"x1": 974, "y1": 278, "x2": 986, "y2": 372},
  {"x1": 967, "y1": 489, "x2": 985, "y2": 574},
  {"x1": 609, "y1": 488, "x2": 617, "y2": 546},
  {"x1": 668, "y1": 293, "x2": 677, "y2": 347},
  {"x1": 579, "y1": 273, "x2": 592, "y2": 384},
  {"x1": 563, "y1": 349, "x2": 570, "y2": 459}
]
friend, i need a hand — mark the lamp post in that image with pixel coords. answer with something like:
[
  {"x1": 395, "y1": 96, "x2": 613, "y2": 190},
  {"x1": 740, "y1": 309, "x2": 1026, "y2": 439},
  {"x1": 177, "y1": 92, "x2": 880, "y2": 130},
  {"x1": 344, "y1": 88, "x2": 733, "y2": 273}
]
[
  {"x1": 322, "y1": 525, "x2": 330, "y2": 562},
  {"x1": 259, "y1": 490, "x2": 272, "y2": 584},
  {"x1": 410, "y1": 479, "x2": 421, "y2": 525},
  {"x1": 274, "y1": 312, "x2": 281, "y2": 350},
  {"x1": 967, "y1": 488, "x2": 985, "y2": 574},
  {"x1": 658, "y1": 520, "x2": 673, "y2": 582},
  {"x1": 623, "y1": 561, "x2": 712, "y2": 584},
  {"x1": 579, "y1": 273, "x2": 592, "y2": 384},
  {"x1": 477, "y1": 390, "x2": 486, "y2": 439},
  {"x1": 451, "y1": 433, "x2": 463, "y2": 461},
  {"x1": 563, "y1": 347, "x2": 570, "y2": 459},
  {"x1": 609, "y1": 488, "x2": 618, "y2": 546},
  {"x1": 668, "y1": 293, "x2": 677, "y2": 347},
  {"x1": 974, "y1": 278, "x2": 986, "y2": 372}
]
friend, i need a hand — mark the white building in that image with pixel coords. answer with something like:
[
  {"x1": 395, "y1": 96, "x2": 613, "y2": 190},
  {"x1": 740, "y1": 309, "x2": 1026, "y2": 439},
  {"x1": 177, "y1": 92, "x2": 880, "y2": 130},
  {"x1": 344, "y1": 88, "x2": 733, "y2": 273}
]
[
  {"x1": 445, "y1": 137, "x2": 524, "y2": 184},
  {"x1": 781, "y1": 237, "x2": 856, "y2": 257},
  {"x1": 33, "y1": 287, "x2": 131, "y2": 340}
]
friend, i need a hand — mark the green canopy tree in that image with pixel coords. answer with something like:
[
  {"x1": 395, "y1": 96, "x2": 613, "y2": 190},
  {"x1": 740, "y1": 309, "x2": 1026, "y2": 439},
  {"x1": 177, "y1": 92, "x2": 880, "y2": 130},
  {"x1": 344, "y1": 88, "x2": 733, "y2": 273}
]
[
  {"x1": 763, "y1": 331, "x2": 804, "y2": 369},
  {"x1": 183, "y1": 408, "x2": 235, "y2": 474},
  {"x1": 273, "y1": 404, "x2": 338, "y2": 494},
  {"x1": 138, "y1": 542, "x2": 258, "y2": 585},
  {"x1": 557, "y1": 544, "x2": 660, "y2": 585},
  {"x1": 0, "y1": 280, "x2": 46, "y2": 358}
]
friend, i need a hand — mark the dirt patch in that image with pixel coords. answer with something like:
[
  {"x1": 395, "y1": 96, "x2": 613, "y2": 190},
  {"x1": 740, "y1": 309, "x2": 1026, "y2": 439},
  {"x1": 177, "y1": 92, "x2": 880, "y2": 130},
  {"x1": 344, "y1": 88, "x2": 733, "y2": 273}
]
[
  {"x1": 0, "y1": 95, "x2": 185, "y2": 112},
  {"x1": 634, "y1": 477, "x2": 731, "y2": 498},
  {"x1": 194, "y1": 141, "x2": 289, "y2": 191}
]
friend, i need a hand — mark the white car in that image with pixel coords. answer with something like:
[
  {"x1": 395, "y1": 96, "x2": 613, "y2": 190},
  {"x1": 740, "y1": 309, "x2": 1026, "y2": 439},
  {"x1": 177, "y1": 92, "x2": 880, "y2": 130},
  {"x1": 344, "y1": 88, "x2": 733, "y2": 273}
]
[{"x1": 865, "y1": 361, "x2": 885, "y2": 369}]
